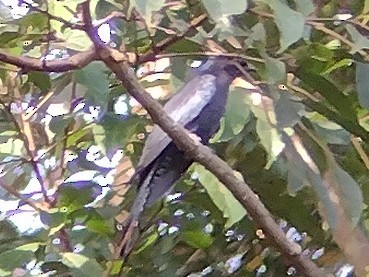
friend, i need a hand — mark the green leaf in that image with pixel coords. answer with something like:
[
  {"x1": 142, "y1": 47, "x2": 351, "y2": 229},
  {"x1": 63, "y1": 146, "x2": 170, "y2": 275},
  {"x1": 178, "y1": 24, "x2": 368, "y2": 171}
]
[
  {"x1": 346, "y1": 25, "x2": 369, "y2": 53},
  {"x1": 40, "y1": 262, "x2": 69, "y2": 275},
  {"x1": 0, "y1": 248, "x2": 35, "y2": 271},
  {"x1": 66, "y1": 127, "x2": 91, "y2": 148},
  {"x1": 181, "y1": 230, "x2": 213, "y2": 249},
  {"x1": 49, "y1": 0, "x2": 83, "y2": 26},
  {"x1": 244, "y1": 22, "x2": 266, "y2": 46},
  {"x1": 256, "y1": 118, "x2": 284, "y2": 167},
  {"x1": 274, "y1": 90, "x2": 305, "y2": 128},
  {"x1": 103, "y1": 0, "x2": 124, "y2": 10},
  {"x1": 49, "y1": 116, "x2": 73, "y2": 137},
  {"x1": 99, "y1": 114, "x2": 147, "y2": 151},
  {"x1": 62, "y1": 29, "x2": 93, "y2": 51},
  {"x1": 61, "y1": 253, "x2": 89, "y2": 268},
  {"x1": 331, "y1": 165, "x2": 364, "y2": 226},
  {"x1": 248, "y1": 91, "x2": 285, "y2": 167},
  {"x1": 364, "y1": 0, "x2": 369, "y2": 14},
  {"x1": 312, "y1": 120, "x2": 350, "y2": 145},
  {"x1": 263, "y1": 0, "x2": 305, "y2": 52},
  {"x1": 284, "y1": 132, "x2": 364, "y2": 229},
  {"x1": 284, "y1": 136, "x2": 337, "y2": 227},
  {"x1": 356, "y1": 61, "x2": 369, "y2": 110},
  {"x1": 27, "y1": 71, "x2": 51, "y2": 92},
  {"x1": 40, "y1": 209, "x2": 66, "y2": 229},
  {"x1": 49, "y1": 223, "x2": 65, "y2": 237},
  {"x1": 195, "y1": 164, "x2": 246, "y2": 228},
  {"x1": 130, "y1": 0, "x2": 165, "y2": 27},
  {"x1": 0, "y1": 221, "x2": 19, "y2": 243},
  {"x1": 325, "y1": 39, "x2": 341, "y2": 50},
  {"x1": 86, "y1": 218, "x2": 114, "y2": 236},
  {"x1": 92, "y1": 124, "x2": 106, "y2": 154},
  {"x1": 16, "y1": 242, "x2": 41, "y2": 251},
  {"x1": 299, "y1": 69, "x2": 356, "y2": 118},
  {"x1": 265, "y1": 56, "x2": 286, "y2": 83},
  {"x1": 62, "y1": 253, "x2": 104, "y2": 277},
  {"x1": 106, "y1": 260, "x2": 124, "y2": 275},
  {"x1": 323, "y1": 58, "x2": 353, "y2": 74},
  {"x1": 202, "y1": 0, "x2": 247, "y2": 21},
  {"x1": 75, "y1": 61, "x2": 110, "y2": 106},
  {"x1": 295, "y1": 0, "x2": 315, "y2": 17},
  {"x1": 212, "y1": 88, "x2": 250, "y2": 142},
  {"x1": 135, "y1": 233, "x2": 159, "y2": 254},
  {"x1": 17, "y1": 12, "x2": 49, "y2": 31},
  {"x1": 0, "y1": 2, "x2": 13, "y2": 23},
  {"x1": 0, "y1": 138, "x2": 24, "y2": 156},
  {"x1": 58, "y1": 181, "x2": 101, "y2": 210}
]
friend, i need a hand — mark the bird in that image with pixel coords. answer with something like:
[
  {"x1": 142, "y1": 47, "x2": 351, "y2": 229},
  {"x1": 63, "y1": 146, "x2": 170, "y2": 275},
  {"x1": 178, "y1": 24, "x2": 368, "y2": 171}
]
[
  {"x1": 120, "y1": 57, "x2": 248, "y2": 259},
  {"x1": 129, "y1": 57, "x2": 248, "y2": 219}
]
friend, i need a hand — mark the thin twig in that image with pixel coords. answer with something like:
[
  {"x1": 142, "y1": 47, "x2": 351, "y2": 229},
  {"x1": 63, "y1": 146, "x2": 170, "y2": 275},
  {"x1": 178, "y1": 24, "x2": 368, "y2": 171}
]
[
  {"x1": 308, "y1": 22, "x2": 369, "y2": 59},
  {"x1": 0, "y1": 159, "x2": 24, "y2": 166},
  {"x1": 25, "y1": 1, "x2": 85, "y2": 30},
  {"x1": 0, "y1": 48, "x2": 98, "y2": 72},
  {"x1": 93, "y1": 11, "x2": 140, "y2": 28},
  {"x1": 138, "y1": 14, "x2": 208, "y2": 63},
  {"x1": 351, "y1": 136, "x2": 369, "y2": 170},
  {"x1": 59, "y1": 228, "x2": 73, "y2": 252},
  {"x1": 24, "y1": 90, "x2": 55, "y2": 121},
  {"x1": 58, "y1": 77, "x2": 78, "y2": 181},
  {"x1": 287, "y1": 83, "x2": 320, "y2": 103},
  {"x1": 250, "y1": 8, "x2": 369, "y2": 60},
  {"x1": 155, "y1": 51, "x2": 265, "y2": 63},
  {"x1": 0, "y1": 180, "x2": 42, "y2": 211},
  {"x1": 0, "y1": 86, "x2": 50, "y2": 203}
]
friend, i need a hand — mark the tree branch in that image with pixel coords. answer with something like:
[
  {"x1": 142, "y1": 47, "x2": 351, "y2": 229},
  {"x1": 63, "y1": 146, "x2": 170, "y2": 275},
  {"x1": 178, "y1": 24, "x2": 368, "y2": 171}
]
[
  {"x1": 0, "y1": 49, "x2": 98, "y2": 72},
  {"x1": 137, "y1": 14, "x2": 208, "y2": 63},
  {"x1": 93, "y1": 11, "x2": 140, "y2": 28},
  {"x1": 24, "y1": 1, "x2": 85, "y2": 30},
  {"x1": 0, "y1": 95, "x2": 50, "y2": 203},
  {"x1": 0, "y1": 180, "x2": 42, "y2": 212}
]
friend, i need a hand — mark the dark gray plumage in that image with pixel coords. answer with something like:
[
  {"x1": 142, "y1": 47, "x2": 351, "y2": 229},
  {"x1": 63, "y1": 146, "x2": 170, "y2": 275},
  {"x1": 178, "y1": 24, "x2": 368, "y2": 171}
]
[{"x1": 133, "y1": 58, "x2": 247, "y2": 211}]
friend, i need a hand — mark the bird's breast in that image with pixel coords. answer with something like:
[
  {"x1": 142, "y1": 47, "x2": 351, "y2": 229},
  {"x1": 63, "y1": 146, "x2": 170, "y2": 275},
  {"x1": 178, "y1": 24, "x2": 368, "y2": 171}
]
[{"x1": 186, "y1": 89, "x2": 229, "y2": 142}]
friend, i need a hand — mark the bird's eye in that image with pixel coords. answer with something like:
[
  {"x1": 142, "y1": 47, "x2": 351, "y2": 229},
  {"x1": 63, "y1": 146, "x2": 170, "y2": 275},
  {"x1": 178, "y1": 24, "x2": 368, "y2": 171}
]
[
  {"x1": 190, "y1": 60, "x2": 203, "y2": 68},
  {"x1": 278, "y1": 84, "x2": 288, "y2": 90}
]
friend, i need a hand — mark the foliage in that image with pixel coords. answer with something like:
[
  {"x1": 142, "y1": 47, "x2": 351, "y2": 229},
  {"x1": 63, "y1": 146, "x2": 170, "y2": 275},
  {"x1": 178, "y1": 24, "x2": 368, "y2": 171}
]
[{"x1": 1, "y1": 0, "x2": 369, "y2": 276}]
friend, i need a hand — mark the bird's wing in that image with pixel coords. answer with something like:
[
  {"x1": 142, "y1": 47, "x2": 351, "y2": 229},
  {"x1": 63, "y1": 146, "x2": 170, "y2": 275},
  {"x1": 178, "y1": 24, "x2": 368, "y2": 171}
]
[{"x1": 136, "y1": 74, "x2": 217, "y2": 171}]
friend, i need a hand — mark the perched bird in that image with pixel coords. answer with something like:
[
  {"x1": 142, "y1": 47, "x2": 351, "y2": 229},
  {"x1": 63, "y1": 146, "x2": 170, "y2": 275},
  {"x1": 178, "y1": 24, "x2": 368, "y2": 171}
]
[
  {"x1": 120, "y1": 57, "x2": 248, "y2": 259},
  {"x1": 130, "y1": 57, "x2": 248, "y2": 215}
]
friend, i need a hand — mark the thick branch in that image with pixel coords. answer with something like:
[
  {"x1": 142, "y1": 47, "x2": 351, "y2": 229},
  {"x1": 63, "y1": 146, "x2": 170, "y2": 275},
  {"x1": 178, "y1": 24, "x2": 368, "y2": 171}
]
[{"x1": 0, "y1": 49, "x2": 98, "y2": 72}]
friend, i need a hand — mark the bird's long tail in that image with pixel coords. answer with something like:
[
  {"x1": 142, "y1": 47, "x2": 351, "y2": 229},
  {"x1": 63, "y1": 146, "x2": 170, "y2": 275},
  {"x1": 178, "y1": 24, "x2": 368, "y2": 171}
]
[{"x1": 119, "y1": 168, "x2": 155, "y2": 260}]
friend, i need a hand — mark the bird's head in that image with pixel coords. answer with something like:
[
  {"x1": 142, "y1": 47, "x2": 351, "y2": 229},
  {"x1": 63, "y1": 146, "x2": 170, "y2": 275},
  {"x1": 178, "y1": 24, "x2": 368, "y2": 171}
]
[{"x1": 190, "y1": 57, "x2": 249, "y2": 79}]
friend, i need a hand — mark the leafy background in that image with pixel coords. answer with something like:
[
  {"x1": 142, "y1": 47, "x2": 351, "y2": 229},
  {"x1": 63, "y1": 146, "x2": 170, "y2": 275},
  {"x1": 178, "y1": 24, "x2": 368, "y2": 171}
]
[{"x1": 1, "y1": 0, "x2": 369, "y2": 276}]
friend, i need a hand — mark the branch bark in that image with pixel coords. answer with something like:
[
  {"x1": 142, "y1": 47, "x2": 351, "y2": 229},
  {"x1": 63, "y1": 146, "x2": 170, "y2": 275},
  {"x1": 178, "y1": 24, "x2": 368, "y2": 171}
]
[{"x1": 0, "y1": 48, "x2": 98, "y2": 72}]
